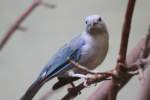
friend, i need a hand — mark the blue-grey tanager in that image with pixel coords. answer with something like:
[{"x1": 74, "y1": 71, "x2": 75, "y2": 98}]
[{"x1": 21, "y1": 15, "x2": 109, "y2": 100}]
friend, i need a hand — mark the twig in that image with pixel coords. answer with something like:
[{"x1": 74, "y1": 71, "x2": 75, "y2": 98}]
[
  {"x1": 0, "y1": 0, "x2": 43, "y2": 50},
  {"x1": 62, "y1": 72, "x2": 112, "y2": 100},
  {"x1": 0, "y1": 0, "x2": 56, "y2": 50},
  {"x1": 69, "y1": 59, "x2": 113, "y2": 76},
  {"x1": 69, "y1": 59, "x2": 97, "y2": 74}
]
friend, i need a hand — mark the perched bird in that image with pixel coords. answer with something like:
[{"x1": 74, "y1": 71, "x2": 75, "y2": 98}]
[{"x1": 21, "y1": 15, "x2": 109, "y2": 100}]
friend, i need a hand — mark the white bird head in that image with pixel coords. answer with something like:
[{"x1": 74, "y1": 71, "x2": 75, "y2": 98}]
[{"x1": 85, "y1": 15, "x2": 107, "y2": 35}]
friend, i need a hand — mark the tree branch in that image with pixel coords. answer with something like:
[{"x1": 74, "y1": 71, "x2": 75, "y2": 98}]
[
  {"x1": 0, "y1": 0, "x2": 55, "y2": 50},
  {"x1": 117, "y1": 0, "x2": 136, "y2": 63},
  {"x1": 88, "y1": 25, "x2": 150, "y2": 100},
  {"x1": 136, "y1": 24, "x2": 150, "y2": 100},
  {"x1": 60, "y1": 0, "x2": 137, "y2": 100},
  {"x1": 61, "y1": 73, "x2": 112, "y2": 100},
  {"x1": 0, "y1": 0, "x2": 43, "y2": 50},
  {"x1": 88, "y1": 28, "x2": 150, "y2": 100},
  {"x1": 137, "y1": 63, "x2": 150, "y2": 100}
]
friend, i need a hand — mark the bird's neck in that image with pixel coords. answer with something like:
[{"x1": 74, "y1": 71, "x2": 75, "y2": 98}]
[
  {"x1": 89, "y1": 28, "x2": 103, "y2": 35},
  {"x1": 82, "y1": 31, "x2": 109, "y2": 47}
]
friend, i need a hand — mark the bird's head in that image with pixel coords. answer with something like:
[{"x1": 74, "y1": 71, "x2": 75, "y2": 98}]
[{"x1": 85, "y1": 15, "x2": 107, "y2": 35}]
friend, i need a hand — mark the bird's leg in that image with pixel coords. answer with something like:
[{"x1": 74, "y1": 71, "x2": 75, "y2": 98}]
[
  {"x1": 70, "y1": 82, "x2": 76, "y2": 88},
  {"x1": 68, "y1": 71, "x2": 90, "y2": 79},
  {"x1": 67, "y1": 82, "x2": 75, "y2": 91},
  {"x1": 68, "y1": 70, "x2": 92, "y2": 88}
]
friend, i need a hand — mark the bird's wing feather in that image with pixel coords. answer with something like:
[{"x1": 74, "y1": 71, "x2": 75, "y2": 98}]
[{"x1": 38, "y1": 35, "x2": 85, "y2": 81}]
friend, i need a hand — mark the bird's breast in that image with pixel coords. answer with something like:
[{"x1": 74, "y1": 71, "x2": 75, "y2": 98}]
[
  {"x1": 72, "y1": 33, "x2": 109, "y2": 74},
  {"x1": 80, "y1": 42, "x2": 107, "y2": 69}
]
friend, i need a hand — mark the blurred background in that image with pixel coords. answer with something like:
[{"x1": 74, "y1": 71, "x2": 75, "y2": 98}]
[{"x1": 0, "y1": 0, "x2": 150, "y2": 100}]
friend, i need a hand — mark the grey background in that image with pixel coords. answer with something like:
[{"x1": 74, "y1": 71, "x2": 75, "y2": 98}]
[{"x1": 0, "y1": 0, "x2": 150, "y2": 100}]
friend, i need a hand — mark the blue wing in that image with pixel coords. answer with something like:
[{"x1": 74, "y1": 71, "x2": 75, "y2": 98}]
[{"x1": 38, "y1": 35, "x2": 85, "y2": 81}]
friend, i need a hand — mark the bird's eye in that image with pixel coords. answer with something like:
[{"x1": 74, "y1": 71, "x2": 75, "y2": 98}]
[{"x1": 98, "y1": 17, "x2": 102, "y2": 22}]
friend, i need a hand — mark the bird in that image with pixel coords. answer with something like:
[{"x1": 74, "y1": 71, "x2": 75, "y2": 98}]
[{"x1": 21, "y1": 15, "x2": 109, "y2": 100}]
